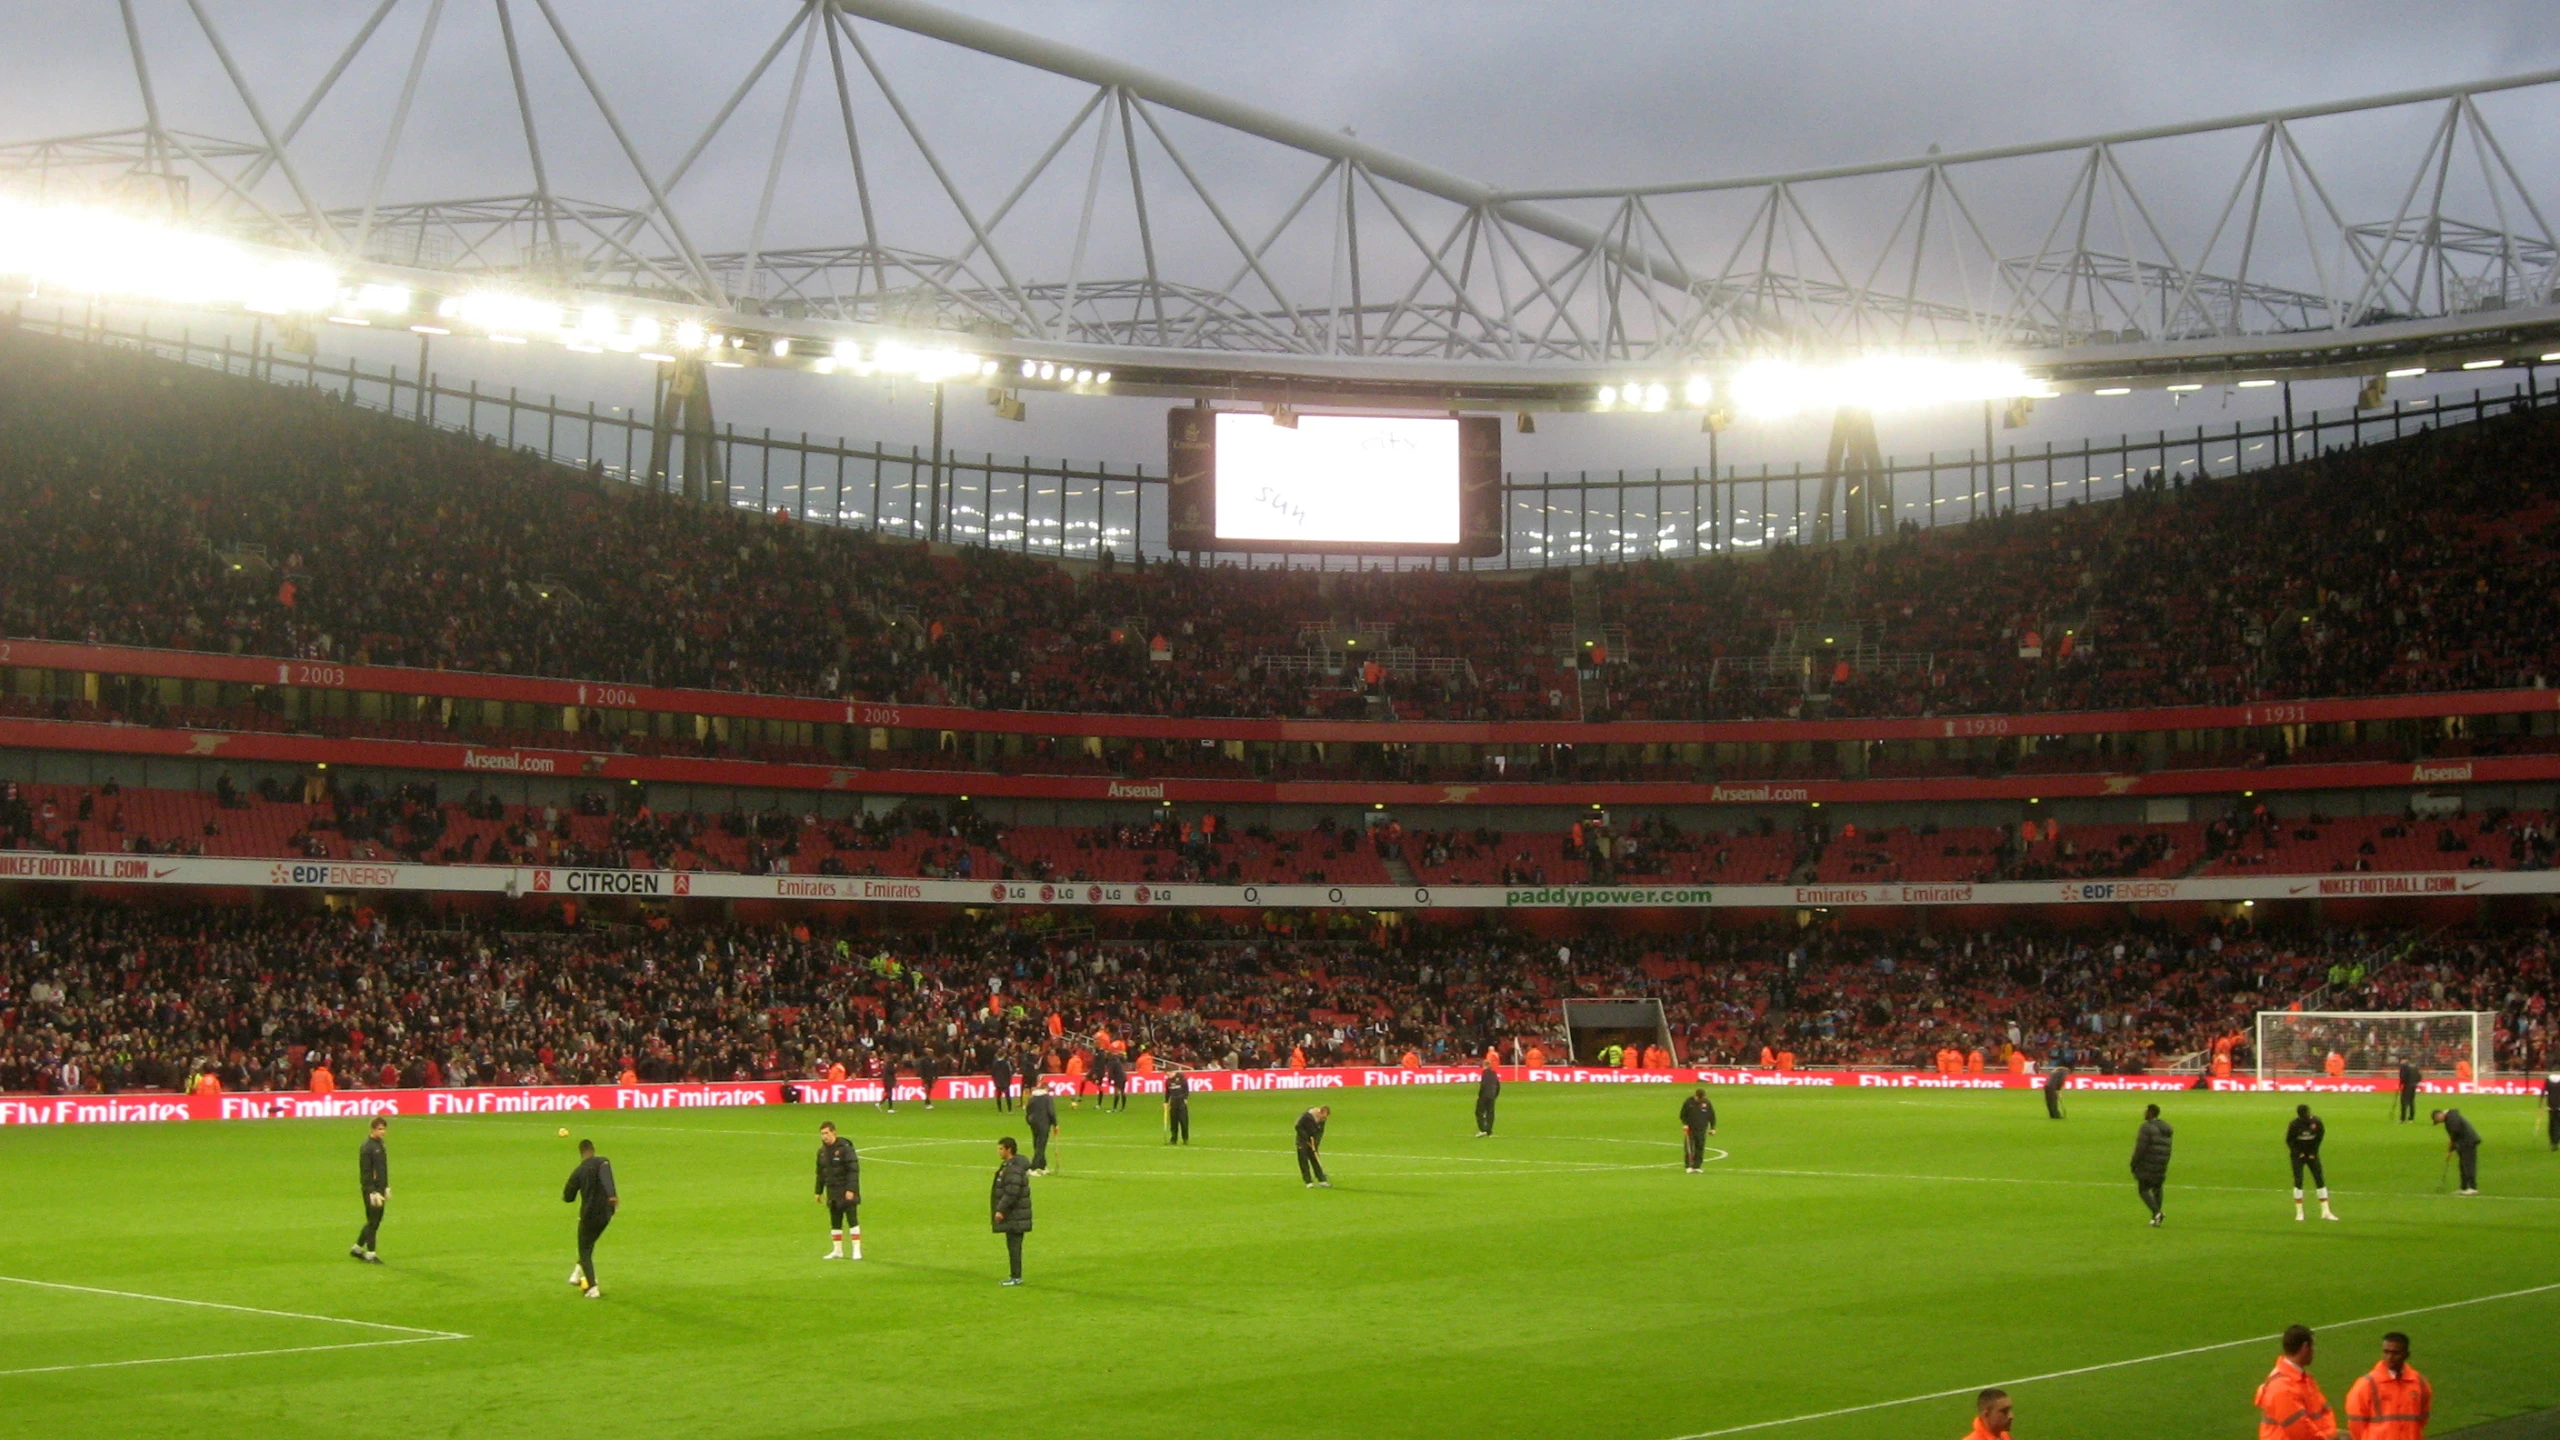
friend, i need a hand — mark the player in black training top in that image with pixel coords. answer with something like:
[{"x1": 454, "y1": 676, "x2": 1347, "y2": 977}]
[
  {"x1": 1680, "y1": 1088, "x2": 1718, "y2": 1173},
  {"x1": 1163, "y1": 1069, "x2": 1191, "y2": 1145},
  {"x1": 350, "y1": 1117, "x2": 389, "y2": 1263},
  {"x1": 2286, "y1": 1104, "x2": 2338, "y2": 1222},
  {"x1": 563, "y1": 1139, "x2": 619, "y2": 1298},
  {"x1": 816, "y1": 1120, "x2": 861, "y2": 1260},
  {"x1": 1295, "y1": 1105, "x2": 1331, "y2": 1187},
  {"x1": 2544, "y1": 1073, "x2": 2560, "y2": 1152}
]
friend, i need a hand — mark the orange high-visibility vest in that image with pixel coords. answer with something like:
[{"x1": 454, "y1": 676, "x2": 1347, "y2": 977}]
[
  {"x1": 308, "y1": 1067, "x2": 336, "y2": 1094},
  {"x1": 2325, "y1": 1052, "x2": 2348, "y2": 1078},
  {"x1": 2343, "y1": 1361, "x2": 2431, "y2": 1440},
  {"x1": 2255, "y1": 1357, "x2": 2338, "y2": 1440},
  {"x1": 1289, "y1": 1047, "x2": 1307, "y2": 1069}
]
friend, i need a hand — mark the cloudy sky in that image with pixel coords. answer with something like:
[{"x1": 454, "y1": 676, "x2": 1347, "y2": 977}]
[{"x1": 7, "y1": 1, "x2": 2559, "y2": 477}]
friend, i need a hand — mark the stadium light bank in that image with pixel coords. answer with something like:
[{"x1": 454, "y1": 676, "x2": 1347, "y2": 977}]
[{"x1": 0, "y1": 192, "x2": 2522, "y2": 422}]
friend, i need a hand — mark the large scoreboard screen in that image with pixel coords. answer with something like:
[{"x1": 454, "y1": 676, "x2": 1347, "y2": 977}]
[{"x1": 1166, "y1": 409, "x2": 1502, "y2": 555}]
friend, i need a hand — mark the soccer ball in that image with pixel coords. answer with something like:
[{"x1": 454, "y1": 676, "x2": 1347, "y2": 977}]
[{"x1": 557, "y1": 1127, "x2": 569, "y2": 1137}]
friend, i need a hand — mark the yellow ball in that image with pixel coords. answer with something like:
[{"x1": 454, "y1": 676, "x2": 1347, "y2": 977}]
[{"x1": 557, "y1": 1127, "x2": 569, "y2": 1138}]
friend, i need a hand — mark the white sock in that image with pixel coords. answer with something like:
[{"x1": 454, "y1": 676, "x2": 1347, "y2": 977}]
[{"x1": 849, "y1": 1229, "x2": 862, "y2": 1259}]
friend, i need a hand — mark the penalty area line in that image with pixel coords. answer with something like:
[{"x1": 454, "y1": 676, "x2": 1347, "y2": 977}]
[
  {"x1": 0, "y1": 1275, "x2": 466, "y2": 1338},
  {"x1": 0, "y1": 1333, "x2": 463, "y2": 1379},
  {"x1": 1663, "y1": 1278, "x2": 2560, "y2": 1438}
]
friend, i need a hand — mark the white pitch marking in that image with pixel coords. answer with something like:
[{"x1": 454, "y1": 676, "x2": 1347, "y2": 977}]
[
  {"x1": 0, "y1": 1275, "x2": 466, "y2": 1338},
  {"x1": 1714, "y1": 1164, "x2": 2560, "y2": 1203},
  {"x1": 1662, "y1": 1279, "x2": 2560, "y2": 1439},
  {"x1": 0, "y1": 1274, "x2": 469, "y2": 1380},
  {"x1": 0, "y1": 1335, "x2": 461, "y2": 1378}
]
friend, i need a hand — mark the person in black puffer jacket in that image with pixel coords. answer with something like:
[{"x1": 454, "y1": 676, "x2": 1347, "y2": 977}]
[
  {"x1": 2131, "y1": 1104, "x2": 2174, "y2": 1227},
  {"x1": 991, "y1": 1137, "x2": 1034, "y2": 1285}
]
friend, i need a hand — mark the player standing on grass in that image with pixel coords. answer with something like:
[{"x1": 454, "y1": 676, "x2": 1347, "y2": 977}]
[
  {"x1": 2254, "y1": 1324, "x2": 2336, "y2": 1439},
  {"x1": 1025, "y1": 1088, "x2": 1058, "y2": 1175},
  {"x1": 2543, "y1": 1072, "x2": 2558, "y2": 1152},
  {"x1": 2343, "y1": 1332, "x2": 2430, "y2": 1440},
  {"x1": 1680, "y1": 1088, "x2": 1717, "y2": 1173},
  {"x1": 990, "y1": 1137, "x2": 1032, "y2": 1286},
  {"x1": 990, "y1": 1051, "x2": 1014, "y2": 1112},
  {"x1": 1960, "y1": 1388, "x2": 2013, "y2": 1438},
  {"x1": 2130, "y1": 1103, "x2": 2173, "y2": 1226},
  {"x1": 1475, "y1": 1064, "x2": 1500, "y2": 1137},
  {"x1": 349, "y1": 1117, "x2": 389, "y2": 1264},
  {"x1": 563, "y1": 1139, "x2": 618, "y2": 1299},
  {"x1": 816, "y1": 1121, "x2": 861, "y2": 1261},
  {"x1": 2397, "y1": 1060, "x2": 2421, "y2": 1124},
  {"x1": 2430, "y1": 1110, "x2": 2482, "y2": 1195},
  {"x1": 1163, "y1": 1068, "x2": 1191, "y2": 1145},
  {"x1": 2287, "y1": 1104, "x2": 2340, "y2": 1222},
  {"x1": 2043, "y1": 1063, "x2": 2070, "y2": 1119},
  {"x1": 1296, "y1": 1105, "x2": 1332, "y2": 1188}
]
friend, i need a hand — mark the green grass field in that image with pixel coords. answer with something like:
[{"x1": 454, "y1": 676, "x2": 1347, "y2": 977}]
[{"x1": 1, "y1": 1085, "x2": 2553, "y2": 1439}]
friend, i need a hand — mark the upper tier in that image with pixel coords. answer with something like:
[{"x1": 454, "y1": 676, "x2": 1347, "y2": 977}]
[{"x1": 6, "y1": 323, "x2": 2559, "y2": 737}]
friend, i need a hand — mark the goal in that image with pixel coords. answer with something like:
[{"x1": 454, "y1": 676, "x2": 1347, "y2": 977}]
[{"x1": 2255, "y1": 1011, "x2": 2491, "y2": 1081}]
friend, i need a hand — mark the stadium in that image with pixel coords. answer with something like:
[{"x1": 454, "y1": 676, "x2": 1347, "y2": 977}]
[{"x1": 2, "y1": 3, "x2": 2557, "y2": 1436}]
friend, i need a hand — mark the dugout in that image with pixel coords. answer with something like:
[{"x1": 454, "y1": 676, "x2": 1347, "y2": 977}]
[{"x1": 1560, "y1": 998, "x2": 1675, "y2": 1065}]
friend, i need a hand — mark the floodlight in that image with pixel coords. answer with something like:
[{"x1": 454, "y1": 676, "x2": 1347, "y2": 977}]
[
  {"x1": 1728, "y1": 356, "x2": 2052, "y2": 419},
  {"x1": 771, "y1": 337, "x2": 791, "y2": 357},
  {"x1": 836, "y1": 339, "x2": 863, "y2": 361},
  {"x1": 672, "y1": 320, "x2": 706, "y2": 350},
  {"x1": 1643, "y1": 383, "x2": 1669, "y2": 410},
  {"x1": 2385, "y1": 367, "x2": 2426, "y2": 378},
  {"x1": 458, "y1": 292, "x2": 563, "y2": 335},
  {"x1": 2462, "y1": 358, "x2": 2504, "y2": 370},
  {"x1": 1596, "y1": 385, "x2": 1618, "y2": 407},
  {"x1": 1683, "y1": 376, "x2": 1712, "y2": 406},
  {"x1": 2094, "y1": 387, "x2": 2130, "y2": 396},
  {"x1": 2236, "y1": 378, "x2": 2275, "y2": 388},
  {"x1": 2166, "y1": 383, "x2": 2202, "y2": 392}
]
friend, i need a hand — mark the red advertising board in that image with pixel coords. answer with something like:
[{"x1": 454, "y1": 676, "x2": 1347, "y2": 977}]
[
  {"x1": 6, "y1": 634, "x2": 2558, "y2": 748},
  {"x1": 0, "y1": 1066, "x2": 2244, "y2": 1126}
]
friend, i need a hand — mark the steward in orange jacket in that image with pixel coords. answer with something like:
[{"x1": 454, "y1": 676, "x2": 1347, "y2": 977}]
[
  {"x1": 2343, "y1": 1335, "x2": 2430, "y2": 1440},
  {"x1": 2257, "y1": 1328, "x2": 2338, "y2": 1440}
]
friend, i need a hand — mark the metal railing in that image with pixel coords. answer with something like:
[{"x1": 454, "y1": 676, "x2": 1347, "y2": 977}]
[{"x1": 16, "y1": 305, "x2": 2557, "y2": 574}]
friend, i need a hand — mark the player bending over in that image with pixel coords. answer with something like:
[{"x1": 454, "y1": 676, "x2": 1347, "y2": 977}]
[{"x1": 2287, "y1": 1104, "x2": 2339, "y2": 1222}]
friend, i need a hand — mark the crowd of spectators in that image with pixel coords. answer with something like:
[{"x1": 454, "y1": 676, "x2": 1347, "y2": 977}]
[
  {"x1": 9, "y1": 325, "x2": 2560, "y2": 732},
  {"x1": 1, "y1": 900, "x2": 2545, "y2": 1096}
]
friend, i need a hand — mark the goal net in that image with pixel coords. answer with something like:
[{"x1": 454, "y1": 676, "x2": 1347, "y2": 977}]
[{"x1": 2255, "y1": 1011, "x2": 2490, "y2": 1081}]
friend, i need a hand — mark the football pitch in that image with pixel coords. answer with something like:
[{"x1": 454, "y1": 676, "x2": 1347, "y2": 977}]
[{"x1": 1, "y1": 1086, "x2": 2553, "y2": 1439}]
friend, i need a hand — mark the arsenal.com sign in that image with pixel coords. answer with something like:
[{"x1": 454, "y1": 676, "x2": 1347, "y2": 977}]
[{"x1": 1, "y1": 852, "x2": 2542, "y2": 909}]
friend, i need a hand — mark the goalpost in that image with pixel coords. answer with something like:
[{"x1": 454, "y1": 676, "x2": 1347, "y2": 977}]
[{"x1": 2255, "y1": 1011, "x2": 2492, "y2": 1081}]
